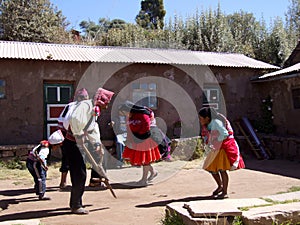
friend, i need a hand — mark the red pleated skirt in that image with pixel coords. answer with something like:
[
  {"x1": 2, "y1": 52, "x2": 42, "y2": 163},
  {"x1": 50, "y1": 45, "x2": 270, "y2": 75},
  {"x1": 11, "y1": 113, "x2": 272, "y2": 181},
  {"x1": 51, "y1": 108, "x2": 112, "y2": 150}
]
[{"x1": 122, "y1": 138, "x2": 161, "y2": 166}]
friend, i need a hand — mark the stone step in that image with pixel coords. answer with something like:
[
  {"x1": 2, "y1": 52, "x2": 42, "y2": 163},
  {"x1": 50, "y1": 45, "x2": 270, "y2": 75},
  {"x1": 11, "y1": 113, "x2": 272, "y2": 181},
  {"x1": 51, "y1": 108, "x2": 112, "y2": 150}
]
[
  {"x1": 167, "y1": 198, "x2": 268, "y2": 225},
  {"x1": 166, "y1": 192, "x2": 300, "y2": 225}
]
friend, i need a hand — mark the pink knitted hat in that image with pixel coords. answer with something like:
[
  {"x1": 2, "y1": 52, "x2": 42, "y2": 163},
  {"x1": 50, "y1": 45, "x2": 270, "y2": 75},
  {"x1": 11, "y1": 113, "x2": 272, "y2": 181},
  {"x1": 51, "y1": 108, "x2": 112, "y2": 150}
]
[
  {"x1": 93, "y1": 88, "x2": 114, "y2": 107},
  {"x1": 74, "y1": 88, "x2": 89, "y2": 100}
]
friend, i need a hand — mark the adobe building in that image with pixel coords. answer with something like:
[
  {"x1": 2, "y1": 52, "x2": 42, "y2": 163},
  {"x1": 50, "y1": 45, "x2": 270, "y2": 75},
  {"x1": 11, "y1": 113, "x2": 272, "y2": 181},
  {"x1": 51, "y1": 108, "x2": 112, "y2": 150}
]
[
  {"x1": 250, "y1": 41, "x2": 300, "y2": 160},
  {"x1": 0, "y1": 41, "x2": 278, "y2": 147}
]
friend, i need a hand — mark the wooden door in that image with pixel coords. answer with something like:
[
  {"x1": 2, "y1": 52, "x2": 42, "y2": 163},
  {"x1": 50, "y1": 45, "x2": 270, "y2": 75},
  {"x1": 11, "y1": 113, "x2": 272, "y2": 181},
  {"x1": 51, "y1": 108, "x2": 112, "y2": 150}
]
[{"x1": 44, "y1": 83, "x2": 73, "y2": 138}]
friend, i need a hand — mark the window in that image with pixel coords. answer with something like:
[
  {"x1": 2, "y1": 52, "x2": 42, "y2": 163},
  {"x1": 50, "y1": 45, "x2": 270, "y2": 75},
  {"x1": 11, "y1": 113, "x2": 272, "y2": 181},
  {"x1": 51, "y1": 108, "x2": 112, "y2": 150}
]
[
  {"x1": 292, "y1": 88, "x2": 300, "y2": 109},
  {"x1": 44, "y1": 85, "x2": 73, "y2": 103},
  {"x1": 0, "y1": 80, "x2": 6, "y2": 99},
  {"x1": 203, "y1": 87, "x2": 219, "y2": 109},
  {"x1": 132, "y1": 82, "x2": 157, "y2": 109}
]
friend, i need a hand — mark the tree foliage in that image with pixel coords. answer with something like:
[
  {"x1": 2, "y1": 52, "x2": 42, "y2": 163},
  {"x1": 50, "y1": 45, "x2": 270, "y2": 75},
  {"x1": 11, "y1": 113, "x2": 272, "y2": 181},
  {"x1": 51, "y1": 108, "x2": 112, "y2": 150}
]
[
  {"x1": 0, "y1": 0, "x2": 70, "y2": 43},
  {"x1": 285, "y1": 0, "x2": 300, "y2": 55},
  {"x1": 136, "y1": 0, "x2": 166, "y2": 29}
]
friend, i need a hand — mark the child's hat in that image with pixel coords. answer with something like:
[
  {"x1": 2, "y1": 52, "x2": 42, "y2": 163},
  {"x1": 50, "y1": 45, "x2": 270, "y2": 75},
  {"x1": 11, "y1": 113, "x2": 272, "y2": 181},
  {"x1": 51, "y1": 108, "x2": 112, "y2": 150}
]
[
  {"x1": 40, "y1": 140, "x2": 49, "y2": 147},
  {"x1": 48, "y1": 130, "x2": 64, "y2": 145}
]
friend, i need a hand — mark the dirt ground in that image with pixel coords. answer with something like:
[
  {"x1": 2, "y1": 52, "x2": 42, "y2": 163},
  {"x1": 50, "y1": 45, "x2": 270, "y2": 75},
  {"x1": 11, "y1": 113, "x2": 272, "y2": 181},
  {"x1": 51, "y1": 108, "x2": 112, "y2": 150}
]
[{"x1": 0, "y1": 156, "x2": 300, "y2": 225}]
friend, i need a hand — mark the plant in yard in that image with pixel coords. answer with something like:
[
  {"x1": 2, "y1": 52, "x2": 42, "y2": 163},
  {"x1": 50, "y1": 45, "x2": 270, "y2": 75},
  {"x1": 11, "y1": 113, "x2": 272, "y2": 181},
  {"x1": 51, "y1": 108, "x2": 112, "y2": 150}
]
[
  {"x1": 232, "y1": 216, "x2": 244, "y2": 225},
  {"x1": 253, "y1": 95, "x2": 275, "y2": 134},
  {"x1": 161, "y1": 209, "x2": 184, "y2": 225},
  {"x1": 277, "y1": 186, "x2": 300, "y2": 194},
  {"x1": 0, "y1": 157, "x2": 26, "y2": 170},
  {"x1": 272, "y1": 220, "x2": 300, "y2": 225},
  {"x1": 191, "y1": 137, "x2": 204, "y2": 160}
]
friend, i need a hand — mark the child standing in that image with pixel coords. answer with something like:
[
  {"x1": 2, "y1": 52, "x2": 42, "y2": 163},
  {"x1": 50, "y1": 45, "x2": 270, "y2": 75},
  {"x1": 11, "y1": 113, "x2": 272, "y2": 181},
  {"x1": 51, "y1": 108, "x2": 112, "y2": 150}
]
[
  {"x1": 26, "y1": 130, "x2": 64, "y2": 200},
  {"x1": 199, "y1": 107, "x2": 245, "y2": 199}
]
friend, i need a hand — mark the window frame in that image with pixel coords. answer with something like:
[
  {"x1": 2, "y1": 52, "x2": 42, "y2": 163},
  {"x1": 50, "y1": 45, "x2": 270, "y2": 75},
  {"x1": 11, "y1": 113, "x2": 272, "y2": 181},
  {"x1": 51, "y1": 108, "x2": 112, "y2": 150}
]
[
  {"x1": 292, "y1": 87, "x2": 300, "y2": 109},
  {"x1": 0, "y1": 79, "x2": 6, "y2": 99},
  {"x1": 202, "y1": 87, "x2": 220, "y2": 110},
  {"x1": 131, "y1": 82, "x2": 158, "y2": 109}
]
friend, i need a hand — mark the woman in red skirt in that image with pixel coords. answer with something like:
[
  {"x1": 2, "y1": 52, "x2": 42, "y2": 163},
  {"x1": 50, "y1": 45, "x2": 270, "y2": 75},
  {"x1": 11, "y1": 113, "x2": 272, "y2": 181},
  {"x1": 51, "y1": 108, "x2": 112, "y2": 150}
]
[
  {"x1": 199, "y1": 107, "x2": 245, "y2": 199},
  {"x1": 121, "y1": 102, "x2": 161, "y2": 186}
]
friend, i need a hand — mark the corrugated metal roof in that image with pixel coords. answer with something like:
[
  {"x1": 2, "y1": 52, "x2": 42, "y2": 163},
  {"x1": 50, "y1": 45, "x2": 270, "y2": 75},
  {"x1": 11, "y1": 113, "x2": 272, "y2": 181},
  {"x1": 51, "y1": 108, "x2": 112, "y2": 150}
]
[
  {"x1": 0, "y1": 41, "x2": 279, "y2": 69},
  {"x1": 258, "y1": 62, "x2": 300, "y2": 79}
]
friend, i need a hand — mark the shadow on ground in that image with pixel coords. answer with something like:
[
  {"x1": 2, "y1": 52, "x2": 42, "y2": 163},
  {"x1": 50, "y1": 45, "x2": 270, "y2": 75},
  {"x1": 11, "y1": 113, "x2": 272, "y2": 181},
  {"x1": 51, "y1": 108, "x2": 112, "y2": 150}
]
[
  {"x1": 244, "y1": 158, "x2": 300, "y2": 179},
  {"x1": 136, "y1": 195, "x2": 214, "y2": 208},
  {"x1": 0, "y1": 205, "x2": 108, "y2": 222}
]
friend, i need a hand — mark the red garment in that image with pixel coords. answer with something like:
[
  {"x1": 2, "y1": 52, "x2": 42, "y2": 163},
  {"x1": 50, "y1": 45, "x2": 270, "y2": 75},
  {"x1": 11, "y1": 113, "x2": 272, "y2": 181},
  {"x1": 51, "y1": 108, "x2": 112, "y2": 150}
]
[
  {"x1": 201, "y1": 117, "x2": 245, "y2": 170},
  {"x1": 221, "y1": 138, "x2": 245, "y2": 169},
  {"x1": 128, "y1": 113, "x2": 151, "y2": 135},
  {"x1": 123, "y1": 138, "x2": 161, "y2": 166},
  {"x1": 221, "y1": 117, "x2": 245, "y2": 169},
  {"x1": 122, "y1": 111, "x2": 160, "y2": 166}
]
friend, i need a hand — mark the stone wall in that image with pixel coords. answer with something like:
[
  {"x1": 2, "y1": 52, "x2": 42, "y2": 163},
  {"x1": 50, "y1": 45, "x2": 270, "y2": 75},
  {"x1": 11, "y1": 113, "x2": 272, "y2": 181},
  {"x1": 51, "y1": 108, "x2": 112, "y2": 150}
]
[
  {"x1": 236, "y1": 135, "x2": 300, "y2": 162},
  {"x1": 1, "y1": 135, "x2": 299, "y2": 162},
  {"x1": 0, "y1": 144, "x2": 35, "y2": 161},
  {"x1": 262, "y1": 135, "x2": 300, "y2": 162}
]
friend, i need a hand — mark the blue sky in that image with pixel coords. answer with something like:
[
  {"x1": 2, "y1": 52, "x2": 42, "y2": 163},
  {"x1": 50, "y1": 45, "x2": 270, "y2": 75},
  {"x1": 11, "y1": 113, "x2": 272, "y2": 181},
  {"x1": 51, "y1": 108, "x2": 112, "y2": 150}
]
[{"x1": 50, "y1": 0, "x2": 290, "y2": 30}]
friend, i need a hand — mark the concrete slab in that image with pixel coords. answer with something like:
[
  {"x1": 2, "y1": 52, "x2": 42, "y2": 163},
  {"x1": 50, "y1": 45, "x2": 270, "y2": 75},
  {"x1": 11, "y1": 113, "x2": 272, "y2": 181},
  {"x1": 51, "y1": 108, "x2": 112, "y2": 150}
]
[
  {"x1": 166, "y1": 202, "x2": 230, "y2": 225},
  {"x1": 182, "y1": 198, "x2": 268, "y2": 218},
  {"x1": 184, "y1": 200, "x2": 242, "y2": 217}
]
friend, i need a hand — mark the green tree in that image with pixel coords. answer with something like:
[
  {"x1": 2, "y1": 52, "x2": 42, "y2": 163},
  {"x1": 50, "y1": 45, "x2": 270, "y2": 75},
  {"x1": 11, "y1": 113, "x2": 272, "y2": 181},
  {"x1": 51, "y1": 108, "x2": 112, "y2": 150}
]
[
  {"x1": 136, "y1": 0, "x2": 166, "y2": 29},
  {"x1": 0, "y1": 0, "x2": 70, "y2": 43},
  {"x1": 264, "y1": 17, "x2": 290, "y2": 66},
  {"x1": 79, "y1": 19, "x2": 106, "y2": 44},
  {"x1": 182, "y1": 6, "x2": 234, "y2": 52},
  {"x1": 285, "y1": 0, "x2": 300, "y2": 54},
  {"x1": 108, "y1": 19, "x2": 126, "y2": 30},
  {"x1": 79, "y1": 18, "x2": 127, "y2": 44},
  {"x1": 226, "y1": 11, "x2": 261, "y2": 57}
]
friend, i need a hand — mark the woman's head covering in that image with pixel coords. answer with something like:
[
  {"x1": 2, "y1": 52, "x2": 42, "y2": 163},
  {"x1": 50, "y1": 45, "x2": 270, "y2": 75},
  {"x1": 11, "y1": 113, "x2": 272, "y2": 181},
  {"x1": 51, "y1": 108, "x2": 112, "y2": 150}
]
[
  {"x1": 119, "y1": 100, "x2": 151, "y2": 115},
  {"x1": 74, "y1": 88, "x2": 89, "y2": 101},
  {"x1": 93, "y1": 88, "x2": 114, "y2": 107},
  {"x1": 48, "y1": 130, "x2": 65, "y2": 145}
]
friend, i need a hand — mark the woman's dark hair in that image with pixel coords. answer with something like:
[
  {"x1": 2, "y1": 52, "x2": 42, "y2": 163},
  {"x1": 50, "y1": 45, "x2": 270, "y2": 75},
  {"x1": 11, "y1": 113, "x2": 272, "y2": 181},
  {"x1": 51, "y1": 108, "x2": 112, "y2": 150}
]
[{"x1": 198, "y1": 107, "x2": 226, "y2": 125}]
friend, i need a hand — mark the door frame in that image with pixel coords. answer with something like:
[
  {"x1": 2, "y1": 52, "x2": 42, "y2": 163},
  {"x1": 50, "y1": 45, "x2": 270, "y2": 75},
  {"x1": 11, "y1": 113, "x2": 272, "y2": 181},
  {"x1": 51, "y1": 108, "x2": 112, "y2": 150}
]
[{"x1": 43, "y1": 82, "x2": 74, "y2": 138}]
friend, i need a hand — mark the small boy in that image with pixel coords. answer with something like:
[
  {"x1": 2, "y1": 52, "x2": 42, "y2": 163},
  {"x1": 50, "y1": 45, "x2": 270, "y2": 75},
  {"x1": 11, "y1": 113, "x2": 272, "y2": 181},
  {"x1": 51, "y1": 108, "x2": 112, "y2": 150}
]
[{"x1": 26, "y1": 130, "x2": 64, "y2": 200}]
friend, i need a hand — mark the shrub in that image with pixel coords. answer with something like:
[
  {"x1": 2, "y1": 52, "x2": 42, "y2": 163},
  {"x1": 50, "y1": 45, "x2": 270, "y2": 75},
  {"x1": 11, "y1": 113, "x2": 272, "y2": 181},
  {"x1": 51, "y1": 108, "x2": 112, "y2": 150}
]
[
  {"x1": 161, "y1": 209, "x2": 184, "y2": 225},
  {"x1": 0, "y1": 157, "x2": 26, "y2": 170}
]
